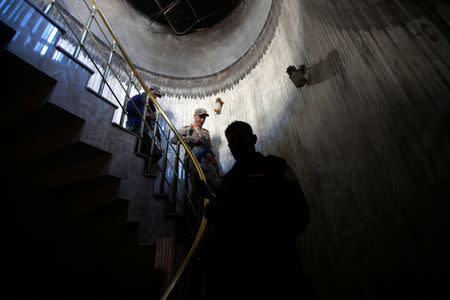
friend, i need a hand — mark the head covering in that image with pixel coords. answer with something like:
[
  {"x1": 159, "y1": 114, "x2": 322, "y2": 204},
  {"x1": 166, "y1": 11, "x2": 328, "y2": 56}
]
[
  {"x1": 194, "y1": 108, "x2": 209, "y2": 116},
  {"x1": 150, "y1": 86, "x2": 162, "y2": 97}
]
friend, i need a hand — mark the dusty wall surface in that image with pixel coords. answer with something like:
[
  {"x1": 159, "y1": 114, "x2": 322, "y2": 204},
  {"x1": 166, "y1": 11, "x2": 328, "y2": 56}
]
[
  {"x1": 29, "y1": 0, "x2": 450, "y2": 298},
  {"x1": 158, "y1": 0, "x2": 450, "y2": 298},
  {"x1": 35, "y1": 0, "x2": 271, "y2": 78}
]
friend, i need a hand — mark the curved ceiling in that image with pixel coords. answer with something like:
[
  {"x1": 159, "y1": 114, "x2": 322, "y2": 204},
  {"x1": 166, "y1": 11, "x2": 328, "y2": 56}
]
[
  {"x1": 128, "y1": 0, "x2": 243, "y2": 35},
  {"x1": 56, "y1": 0, "x2": 281, "y2": 97}
]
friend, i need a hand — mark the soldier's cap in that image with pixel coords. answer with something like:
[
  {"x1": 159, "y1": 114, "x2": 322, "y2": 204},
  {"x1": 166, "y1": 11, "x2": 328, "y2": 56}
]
[
  {"x1": 150, "y1": 86, "x2": 162, "y2": 97},
  {"x1": 194, "y1": 108, "x2": 209, "y2": 117}
]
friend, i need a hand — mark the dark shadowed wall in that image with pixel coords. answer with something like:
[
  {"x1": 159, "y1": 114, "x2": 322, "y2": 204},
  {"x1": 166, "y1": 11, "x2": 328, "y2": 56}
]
[
  {"x1": 30, "y1": 0, "x2": 450, "y2": 298},
  {"x1": 160, "y1": 1, "x2": 450, "y2": 299}
]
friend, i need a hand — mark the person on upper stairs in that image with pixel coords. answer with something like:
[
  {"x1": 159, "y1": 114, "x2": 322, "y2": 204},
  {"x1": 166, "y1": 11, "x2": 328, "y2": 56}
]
[{"x1": 126, "y1": 86, "x2": 163, "y2": 165}]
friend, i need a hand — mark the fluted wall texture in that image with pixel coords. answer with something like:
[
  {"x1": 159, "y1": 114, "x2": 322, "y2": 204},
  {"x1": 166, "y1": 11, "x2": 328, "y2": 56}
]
[{"x1": 157, "y1": 0, "x2": 449, "y2": 298}]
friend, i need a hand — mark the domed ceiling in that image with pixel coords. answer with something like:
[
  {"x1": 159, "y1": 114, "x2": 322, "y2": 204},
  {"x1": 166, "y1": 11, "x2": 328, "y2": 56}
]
[
  {"x1": 128, "y1": 0, "x2": 242, "y2": 35},
  {"x1": 55, "y1": 0, "x2": 281, "y2": 97}
]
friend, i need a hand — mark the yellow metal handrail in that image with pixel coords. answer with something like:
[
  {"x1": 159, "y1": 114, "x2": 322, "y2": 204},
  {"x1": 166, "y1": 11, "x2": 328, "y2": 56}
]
[{"x1": 65, "y1": 1, "x2": 211, "y2": 298}]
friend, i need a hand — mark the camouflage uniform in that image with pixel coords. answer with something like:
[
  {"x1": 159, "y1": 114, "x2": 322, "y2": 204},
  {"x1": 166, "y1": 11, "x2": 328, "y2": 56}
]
[{"x1": 171, "y1": 125, "x2": 220, "y2": 192}]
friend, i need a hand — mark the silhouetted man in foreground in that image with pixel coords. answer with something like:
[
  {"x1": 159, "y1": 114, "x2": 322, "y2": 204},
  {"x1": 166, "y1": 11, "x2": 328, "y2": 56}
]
[{"x1": 207, "y1": 121, "x2": 311, "y2": 299}]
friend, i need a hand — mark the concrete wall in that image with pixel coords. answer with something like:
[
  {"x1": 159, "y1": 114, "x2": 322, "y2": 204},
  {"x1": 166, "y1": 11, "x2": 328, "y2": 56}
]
[
  {"x1": 158, "y1": 0, "x2": 450, "y2": 298},
  {"x1": 29, "y1": 0, "x2": 450, "y2": 297}
]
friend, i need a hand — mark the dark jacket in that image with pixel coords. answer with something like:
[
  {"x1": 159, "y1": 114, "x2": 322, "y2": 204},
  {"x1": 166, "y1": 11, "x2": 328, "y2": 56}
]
[
  {"x1": 208, "y1": 152, "x2": 309, "y2": 298},
  {"x1": 125, "y1": 93, "x2": 156, "y2": 132}
]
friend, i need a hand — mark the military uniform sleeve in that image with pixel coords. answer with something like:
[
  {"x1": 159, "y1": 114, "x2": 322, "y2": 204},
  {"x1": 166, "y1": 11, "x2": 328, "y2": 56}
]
[
  {"x1": 207, "y1": 132, "x2": 217, "y2": 157},
  {"x1": 171, "y1": 125, "x2": 191, "y2": 144}
]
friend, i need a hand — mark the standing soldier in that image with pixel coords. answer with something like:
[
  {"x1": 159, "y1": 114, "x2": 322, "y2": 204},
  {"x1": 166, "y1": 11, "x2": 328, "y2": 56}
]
[
  {"x1": 171, "y1": 108, "x2": 221, "y2": 299},
  {"x1": 171, "y1": 108, "x2": 221, "y2": 212}
]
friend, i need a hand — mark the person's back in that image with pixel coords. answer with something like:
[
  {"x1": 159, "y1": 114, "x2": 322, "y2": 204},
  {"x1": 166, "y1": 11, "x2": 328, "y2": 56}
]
[
  {"x1": 125, "y1": 89, "x2": 162, "y2": 164},
  {"x1": 207, "y1": 121, "x2": 310, "y2": 299},
  {"x1": 213, "y1": 152, "x2": 307, "y2": 297}
]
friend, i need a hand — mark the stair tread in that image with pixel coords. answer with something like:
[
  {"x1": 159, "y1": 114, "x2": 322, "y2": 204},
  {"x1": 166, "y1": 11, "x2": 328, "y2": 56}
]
[
  {"x1": 1, "y1": 4, "x2": 166, "y2": 294},
  {"x1": 0, "y1": 51, "x2": 57, "y2": 128},
  {"x1": 0, "y1": 21, "x2": 15, "y2": 51}
]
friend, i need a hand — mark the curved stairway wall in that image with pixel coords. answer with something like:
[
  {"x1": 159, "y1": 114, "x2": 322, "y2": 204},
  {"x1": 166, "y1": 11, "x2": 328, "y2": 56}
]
[
  {"x1": 158, "y1": 0, "x2": 450, "y2": 299},
  {"x1": 1, "y1": 1, "x2": 168, "y2": 296},
  {"x1": 5, "y1": 0, "x2": 450, "y2": 299}
]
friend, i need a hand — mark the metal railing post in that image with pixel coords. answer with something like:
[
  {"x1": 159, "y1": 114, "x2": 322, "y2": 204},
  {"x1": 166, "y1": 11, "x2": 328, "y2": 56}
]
[
  {"x1": 98, "y1": 41, "x2": 116, "y2": 95},
  {"x1": 146, "y1": 111, "x2": 160, "y2": 171},
  {"x1": 183, "y1": 163, "x2": 190, "y2": 213},
  {"x1": 137, "y1": 93, "x2": 149, "y2": 154},
  {"x1": 171, "y1": 142, "x2": 181, "y2": 212},
  {"x1": 159, "y1": 129, "x2": 170, "y2": 194},
  {"x1": 74, "y1": 6, "x2": 96, "y2": 58},
  {"x1": 43, "y1": 0, "x2": 55, "y2": 14},
  {"x1": 120, "y1": 72, "x2": 134, "y2": 127}
]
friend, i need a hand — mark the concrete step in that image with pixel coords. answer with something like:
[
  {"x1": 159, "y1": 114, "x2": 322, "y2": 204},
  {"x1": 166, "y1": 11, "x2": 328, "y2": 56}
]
[
  {"x1": 0, "y1": 20, "x2": 15, "y2": 51},
  {"x1": 0, "y1": 50, "x2": 56, "y2": 128},
  {"x1": 1, "y1": 1, "x2": 165, "y2": 295},
  {"x1": 37, "y1": 174, "x2": 122, "y2": 216},
  {"x1": 24, "y1": 141, "x2": 112, "y2": 190},
  {"x1": 5, "y1": 102, "x2": 85, "y2": 166},
  {"x1": 6, "y1": 196, "x2": 162, "y2": 290},
  {"x1": 6, "y1": 234, "x2": 162, "y2": 291}
]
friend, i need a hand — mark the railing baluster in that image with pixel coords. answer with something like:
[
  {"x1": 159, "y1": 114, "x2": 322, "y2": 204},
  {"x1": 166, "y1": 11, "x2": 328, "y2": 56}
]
[
  {"x1": 159, "y1": 129, "x2": 171, "y2": 194},
  {"x1": 171, "y1": 142, "x2": 181, "y2": 212},
  {"x1": 120, "y1": 72, "x2": 134, "y2": 127},
  {"x1": 137, "y1": 93, "x2": 149, "y2": 154},
  {"x1": 146, "y1": 111, "x2": 160, "y2": 171},
  {"x1": 98, "y1": 41, "x2": 116, "y2": 95},
  {"x1": 74, "y1": 5, "x2": 96, "y2": 58},
  {"x1": 43, "y1": 0, "x2": 55, "y2": 14}
]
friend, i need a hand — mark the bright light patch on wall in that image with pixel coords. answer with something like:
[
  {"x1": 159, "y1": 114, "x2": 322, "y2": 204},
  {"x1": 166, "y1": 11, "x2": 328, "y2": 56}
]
[
  {"x1": 12, "y1": 3, "x2": 24, "y2": 22},
  {"x1": 40, "y1": 44, "x2": 48, "y2": 56},
  {"x1": 52, "y1": 50, "x2": 63, "y2": 62},
  {"x1": 23, "y1": 35, "x2": 30, "y2": 45},
  {"x1": 1, "y1": 0, "x2": 13, "y2": 15},
  {"x1": 31, "y1": 17, "x2": 42, "y2": 33},
  {"x1": 47, "y1": 27, "x2": 58, "y2": 43},
  {"x1": 41, "y1": 24, "x2": 56, "y2": 43},
  {"x1": 7, "y1": 0, "x2": 19, "y2": 21},
  {"x1": 0, "y1": 0, "x2": 9, "y2": 11},
  {"x1": 19, "y1": 8, "x2": 33, "y2": 27},
  {"x1": 33, "y1": 41, "x2": 42, "y2": 53}
]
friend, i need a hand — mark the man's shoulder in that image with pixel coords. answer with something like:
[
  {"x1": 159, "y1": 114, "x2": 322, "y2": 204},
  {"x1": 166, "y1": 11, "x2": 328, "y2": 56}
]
[
  {"x1": 131, "y1": 94, "x2": 142, "y2": 102},
  {"x1": 265, "y1": 154, "x2": 299, "y2": 182},
  {"x1": 265, "y1": 154, "x2": 287, "y2": 166},
  {"x1": 258, "y1": 154, "x2": 290, "y2": 176},
  {"x1": 179, "y1": 125, "x2": 192, "y2": 132}
]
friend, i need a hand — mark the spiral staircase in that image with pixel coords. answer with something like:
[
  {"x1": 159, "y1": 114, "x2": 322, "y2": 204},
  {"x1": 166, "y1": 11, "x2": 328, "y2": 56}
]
[{"x1": 0, "y1": 1, "x2": 194, "y2": 298}]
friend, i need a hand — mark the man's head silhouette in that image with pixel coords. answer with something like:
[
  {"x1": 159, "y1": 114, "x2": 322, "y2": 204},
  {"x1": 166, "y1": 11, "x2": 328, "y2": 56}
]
[{"x1": 225, "y1": 121, "x2": 257, "y2": 161}]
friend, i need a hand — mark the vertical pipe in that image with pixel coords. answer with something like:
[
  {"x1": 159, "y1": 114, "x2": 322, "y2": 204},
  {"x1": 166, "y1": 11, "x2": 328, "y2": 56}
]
[
  {"x1": 74, "y1": 6, "x2": 96, "y2": 58},
  {"x1": 98, "y1": 41, "x2": 116, "y2": 95},
  {"x1": 120, "y1": 72, "x2": 134, "y2": 127}
]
